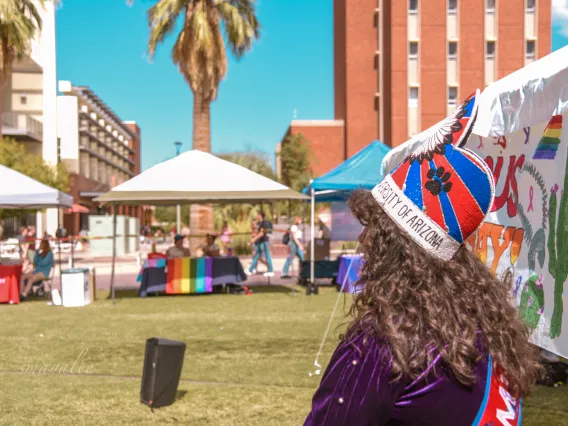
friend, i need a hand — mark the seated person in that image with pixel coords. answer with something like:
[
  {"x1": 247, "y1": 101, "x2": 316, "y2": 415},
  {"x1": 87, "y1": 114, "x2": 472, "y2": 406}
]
[
  {"x1": 201, "y1": 234, "x2": 220, "y2": 257},
  {"x1": 166, "y1": 234, "x2": 190, "y2": 258},
  {"x1": 20, "y1": 239, "x2": 53, "y2": 300}
]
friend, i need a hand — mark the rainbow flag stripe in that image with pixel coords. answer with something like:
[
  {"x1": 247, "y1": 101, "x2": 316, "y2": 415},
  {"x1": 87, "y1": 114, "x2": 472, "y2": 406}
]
[
  {"x1": 533, "y1": 115, "x2": 562, "y2": 160},
  {"x1": 166, "y1": 257, "x2": 213, "y2": 294}
]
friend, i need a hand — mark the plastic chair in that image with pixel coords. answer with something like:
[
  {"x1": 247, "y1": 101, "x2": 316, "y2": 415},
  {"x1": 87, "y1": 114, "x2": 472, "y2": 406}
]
[{"x1": 32, "y1": 268, "x2": 55, "y2": 297}]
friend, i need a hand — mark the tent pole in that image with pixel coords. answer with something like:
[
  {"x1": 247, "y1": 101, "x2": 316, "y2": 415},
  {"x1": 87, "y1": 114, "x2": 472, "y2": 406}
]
[
  {"x1": 301, "y1": 200, "x2": 306, "y2": 246},
  {"x1": 176, "y1": 204, "x2": 181, "y2": 234},
  {"x1": 70, "y1": 231, "x2": 75, "y2": 268},
  {"x1": 57, "y1": 207, "x2": 62, "y2": 288},
  {"x1": 110, "y1": 203, "x2": 118, "y2": 304},
  {"x1": 310, "y1": 188, "x2": 315, "y2": 289}
]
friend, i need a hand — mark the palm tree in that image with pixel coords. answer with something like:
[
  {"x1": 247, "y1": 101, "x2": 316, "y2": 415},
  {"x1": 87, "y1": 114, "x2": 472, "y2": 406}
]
[
  {"x1": 0, "y1": 0, "x2": 45, "y2": 136},
  {"x1": 145, "y1": 0, "x2": 260, "y2": 241},
  {"x1": 147, "y1": 0, "x2": 260, "y2": 152}
]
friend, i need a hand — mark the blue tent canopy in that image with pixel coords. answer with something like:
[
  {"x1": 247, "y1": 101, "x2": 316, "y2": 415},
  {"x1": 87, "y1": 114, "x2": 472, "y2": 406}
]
[{"x1": 303, "y1": 141, "x2": 390, "y2": 202}]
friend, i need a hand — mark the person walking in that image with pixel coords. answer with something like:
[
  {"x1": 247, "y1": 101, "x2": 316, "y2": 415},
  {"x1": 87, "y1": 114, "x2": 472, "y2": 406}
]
[
  {"x1": 249, "y1": 219, "x2": 267, "y2": 270},
  {"x1": 246, "y1": 211, "x2": 274, "y2": 277},
  {"x1": 281, "y1": 216, "x2": 304, "y2": 279}
]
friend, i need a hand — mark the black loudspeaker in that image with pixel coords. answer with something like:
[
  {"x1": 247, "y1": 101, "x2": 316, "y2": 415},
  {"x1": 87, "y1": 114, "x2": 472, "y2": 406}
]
[{"x1": 140, "y1": 338, "x2": 186, "y2": 409}]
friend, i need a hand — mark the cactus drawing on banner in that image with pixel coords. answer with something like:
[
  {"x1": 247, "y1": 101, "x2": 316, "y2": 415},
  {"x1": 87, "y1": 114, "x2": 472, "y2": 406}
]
[
  {"x1": 516, "y1": 162, "x2": 547, "y2": 272},
  {"x1": 547, "y1": 155, "x2": 568, "y2": 338},
  {"x1": 521, "y1": 162, "x2": 549, "y2": 231},
  {"x1": 519, "y1": 274, "x2": 545, "y2": 330}
]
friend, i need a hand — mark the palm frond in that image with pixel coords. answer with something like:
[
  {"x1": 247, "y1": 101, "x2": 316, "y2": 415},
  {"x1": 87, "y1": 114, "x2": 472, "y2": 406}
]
[
  {"x1": 146, "y1": 0, "x2": 258, "y2": 100},
  {"x1": 226, "y1": 0, "x2": 260, "y2": 37},
  {"x1": 0, "y1": 0, "x2": 45, "y2": 86},
  {"x1": 217, "y1": 0, "x2": 260, "y2": 59},
  {"x1": 147, "y1": 0, "x2": 186, "y2": 59}
]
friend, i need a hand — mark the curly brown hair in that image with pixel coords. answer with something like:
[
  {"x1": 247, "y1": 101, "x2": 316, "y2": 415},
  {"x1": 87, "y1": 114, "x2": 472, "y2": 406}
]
[{"x1": 346, "y1": 190, "x2": 542, "y2": 397}]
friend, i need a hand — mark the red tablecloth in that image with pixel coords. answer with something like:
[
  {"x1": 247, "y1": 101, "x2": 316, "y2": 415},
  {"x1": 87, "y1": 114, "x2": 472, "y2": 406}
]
[{"x1": 0, "y1": 264, "x2": 22, "y2": 304}]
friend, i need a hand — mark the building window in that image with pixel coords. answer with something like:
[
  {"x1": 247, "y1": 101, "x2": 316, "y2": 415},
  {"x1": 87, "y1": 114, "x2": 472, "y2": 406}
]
[
  {"x1": 486, "y1": 0, "x2": 495, "y2": 13},
  {"x1": 409, "y1": 41, "x2": 419, "y2": 59},
  {"x1": 526, "y1": 0, "x2": 535, "y2": 12},
  {"x1": 448, "y1": 0, "x2": 457, "y2": 14},
  {"x1": 409, "y1": 87, "x2": 419, "y2": 107},
  {"x1": 448, "y1": 41, "x2": 458, "y2": 59},
  {"x1": 409, "y1": 0, "x2": 418, "y2": 14},
  {"x1": 448, "y1": 87, "x2": 458, "y2": 106},
  {"x1": 486, "y1": 41, "x2": 496, "y2": 59},
  {"x1": 526, "y1": 40, "x2": 535, "y2": 59}
]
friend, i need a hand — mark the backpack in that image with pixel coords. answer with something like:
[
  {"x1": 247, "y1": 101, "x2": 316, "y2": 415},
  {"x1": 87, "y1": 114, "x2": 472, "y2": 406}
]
[
  {"x1": 282, "y1": 231, "x2": 290, "y2": 245},
  {"x1": 262, "y1": 221, "x2": 273, "y2": 241}
]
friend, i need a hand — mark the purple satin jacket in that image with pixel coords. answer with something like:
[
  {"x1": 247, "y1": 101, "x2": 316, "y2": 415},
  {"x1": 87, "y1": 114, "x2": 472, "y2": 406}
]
[{"x1": 304, "y1": 332, "x2": 522, "y2": 425}]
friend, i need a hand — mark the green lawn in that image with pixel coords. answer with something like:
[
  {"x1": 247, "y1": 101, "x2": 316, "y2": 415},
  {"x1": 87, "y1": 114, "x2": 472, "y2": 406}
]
[{"x1": 1, "y1": 286, "x2": 567, "y2": 425}]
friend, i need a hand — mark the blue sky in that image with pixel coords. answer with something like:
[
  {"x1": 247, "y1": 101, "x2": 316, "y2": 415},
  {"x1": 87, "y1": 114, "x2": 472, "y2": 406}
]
[
  {"x1": 56, "y1": 0, "x2": 333, "y2": 170},
  {"x1": 56, "y1": 1, "x2": 568, "y2": 171}
]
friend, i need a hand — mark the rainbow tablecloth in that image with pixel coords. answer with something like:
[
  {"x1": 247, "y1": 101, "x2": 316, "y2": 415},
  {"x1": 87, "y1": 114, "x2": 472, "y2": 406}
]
[
  {"x1": 137, "y1": 256, "x2": 246, "y2": 297},
  {"x1": 166, "y1": 257, "x2": 213, "y2": 294}
]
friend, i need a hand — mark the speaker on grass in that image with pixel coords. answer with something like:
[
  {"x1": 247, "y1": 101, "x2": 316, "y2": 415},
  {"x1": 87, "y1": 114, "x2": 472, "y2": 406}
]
[{"x1": 140, "y1": 338, "x2": 186, "y2": 409}]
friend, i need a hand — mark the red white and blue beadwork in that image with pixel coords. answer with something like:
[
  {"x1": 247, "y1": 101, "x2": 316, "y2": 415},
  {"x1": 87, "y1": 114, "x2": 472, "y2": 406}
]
[{"x1": 372, "y1": 90, "x2": 495, "y2": 261}]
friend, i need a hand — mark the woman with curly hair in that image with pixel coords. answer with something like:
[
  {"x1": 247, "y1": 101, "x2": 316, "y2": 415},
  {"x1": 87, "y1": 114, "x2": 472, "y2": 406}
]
[{"x1": 304, "y1": 92, "x2": 542, "y2": 425}]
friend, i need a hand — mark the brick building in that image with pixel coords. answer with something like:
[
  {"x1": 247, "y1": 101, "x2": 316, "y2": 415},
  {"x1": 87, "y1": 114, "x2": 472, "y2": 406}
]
[{"x1": 277, "y1": 0, "x2": 552, "y2": 178}]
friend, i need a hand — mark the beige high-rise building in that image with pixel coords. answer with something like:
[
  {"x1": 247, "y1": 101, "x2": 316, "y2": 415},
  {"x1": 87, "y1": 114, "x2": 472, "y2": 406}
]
[
  {"x1": 57, "y1": 81, "x2": 147, "y2": 235},
  {"x1": 1, "y1": 0, "x2": 58, "y2": 236}
]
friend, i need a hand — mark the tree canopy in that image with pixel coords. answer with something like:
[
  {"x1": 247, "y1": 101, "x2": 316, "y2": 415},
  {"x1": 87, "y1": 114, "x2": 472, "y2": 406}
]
[
  {"x1": 0, "y1": 138, "x2": 68, "y2": 192},
  {"x1": 0, "y1": 138, "x2": 68, "y2": 218},
  {"x1": 279, "y1": 132, "x2": 313, "y2": 192}
]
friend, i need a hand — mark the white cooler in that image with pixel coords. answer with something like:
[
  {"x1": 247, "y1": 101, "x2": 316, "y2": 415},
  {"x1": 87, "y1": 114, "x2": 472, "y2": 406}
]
[{"x1": 61, "y1": 268, "x2": 91, "y2": 307}]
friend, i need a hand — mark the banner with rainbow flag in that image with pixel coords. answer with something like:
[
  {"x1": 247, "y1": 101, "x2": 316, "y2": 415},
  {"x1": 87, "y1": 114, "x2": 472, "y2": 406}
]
[
  {"x1": 166, "y1": 257, "x2": 213, "y2": 294},
  {"x1": 461, "y1": 113, "x2": 568, "y2": 359}
]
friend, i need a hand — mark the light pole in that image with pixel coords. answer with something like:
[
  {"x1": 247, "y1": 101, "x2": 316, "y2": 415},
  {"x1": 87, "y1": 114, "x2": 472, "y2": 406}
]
[{"x1": 174, "y1": 141, "x2": 182, "y2": 233}]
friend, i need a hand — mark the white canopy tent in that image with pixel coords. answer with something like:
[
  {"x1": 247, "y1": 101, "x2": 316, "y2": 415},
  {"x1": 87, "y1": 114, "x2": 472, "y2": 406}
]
[
  {"x1": 0, "y1": 164, "x2": 73, "y2": 209},
  {"x1": 95, "y1": 150, "x2": 308, "y2": 204},
  {"x1": 94, "y1": 150, "x2": 308, "y2": 303},
  {"x1": 0, "y1": 164, "x2": 74, "y2": 280}
]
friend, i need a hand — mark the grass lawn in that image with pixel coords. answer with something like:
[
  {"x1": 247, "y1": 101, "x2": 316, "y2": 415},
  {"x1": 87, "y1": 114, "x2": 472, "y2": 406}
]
[{"x1": 1, "y1": 286, "x2": 567, "y2": 425}]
